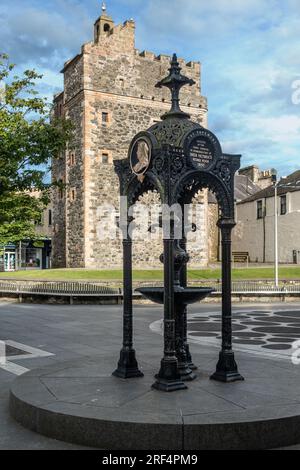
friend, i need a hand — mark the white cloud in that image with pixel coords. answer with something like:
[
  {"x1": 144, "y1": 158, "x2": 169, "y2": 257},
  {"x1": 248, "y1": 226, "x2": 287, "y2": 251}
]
[{"x1": 247, "y1": 115, "x2": 300, "y2": 143}]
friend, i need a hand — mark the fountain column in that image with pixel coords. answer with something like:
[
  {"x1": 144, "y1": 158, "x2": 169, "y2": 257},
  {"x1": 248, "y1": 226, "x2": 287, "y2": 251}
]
[
  {"x1": 152, "y1": 222, "x2": 187, "y2": 391},
  {"x1": 210, "y1": 218, "x2": 244, "y2": 382},
  {"x1": 179, "y1": 237, "x2": 197, "y2": 372},
  {"x1": 113, "y1": 220, "x2": 143, "y2": 379}
]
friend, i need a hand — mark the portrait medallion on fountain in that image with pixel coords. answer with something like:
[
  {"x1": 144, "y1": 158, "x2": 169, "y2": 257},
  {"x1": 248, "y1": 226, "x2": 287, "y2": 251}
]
[{"x1": 130, "y1": 137, "x2": 152, "y2": 182}]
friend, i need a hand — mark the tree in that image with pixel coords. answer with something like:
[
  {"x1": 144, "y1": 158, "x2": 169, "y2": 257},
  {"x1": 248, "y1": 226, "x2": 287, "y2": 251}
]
[{"x1": 0, "y1": 53, "x2": 72, "y2": 245}]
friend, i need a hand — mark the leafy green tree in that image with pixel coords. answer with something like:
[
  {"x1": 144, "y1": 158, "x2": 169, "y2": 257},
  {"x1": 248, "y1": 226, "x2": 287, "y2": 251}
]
[{"x1": 0, "y1": 53, "x2": 72, "y2": 245}]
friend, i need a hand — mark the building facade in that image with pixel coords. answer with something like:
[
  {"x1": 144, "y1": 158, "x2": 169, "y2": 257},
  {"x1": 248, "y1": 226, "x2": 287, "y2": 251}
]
[
  {"x1": 52, "y1": 9, "x2": 210, "y2": 269},
  {"x1": 232, "y1": 171, "x2": 300, "y2": 264},
  {"x1": 0, "y1": 201, "x2": 53, "y2": 272}
]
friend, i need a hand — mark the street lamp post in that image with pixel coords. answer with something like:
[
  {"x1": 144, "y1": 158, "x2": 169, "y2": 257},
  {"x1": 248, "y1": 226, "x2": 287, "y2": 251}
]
[{"x1": 274, "y1": 182, "x2": 279, "y2": 288}]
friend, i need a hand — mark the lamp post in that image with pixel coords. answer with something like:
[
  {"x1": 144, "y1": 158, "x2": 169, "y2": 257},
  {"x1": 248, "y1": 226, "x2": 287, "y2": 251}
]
[{"x1": 274, "y1": 181, "x2": 279, "y2": 288}]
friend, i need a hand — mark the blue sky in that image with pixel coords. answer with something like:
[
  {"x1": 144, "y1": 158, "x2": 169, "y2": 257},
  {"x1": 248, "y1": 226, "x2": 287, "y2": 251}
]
[{"x1": 1, "y1": 0, "x2": 299, "y2": 176}]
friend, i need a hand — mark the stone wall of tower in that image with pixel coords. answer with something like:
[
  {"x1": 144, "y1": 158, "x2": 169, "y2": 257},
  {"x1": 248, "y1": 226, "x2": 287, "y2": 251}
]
[
  {"x1": 52, "y1": 92, "x2": 66, "y2": 268},
  {"x1": 52, "y1": 55, "x2": 86, "y2": 268},
  {"x1": 53, "y1": 15, "x2": 211, "y2": 269},
  {"x1": 65, "y1": 95, "x2": 85, "y2": 268}
]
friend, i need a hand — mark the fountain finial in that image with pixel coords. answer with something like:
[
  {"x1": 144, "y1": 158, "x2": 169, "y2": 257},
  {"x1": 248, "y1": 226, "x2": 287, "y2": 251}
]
[{"x1": 155, "y1": 53, "x2": 196, "y2": 120}]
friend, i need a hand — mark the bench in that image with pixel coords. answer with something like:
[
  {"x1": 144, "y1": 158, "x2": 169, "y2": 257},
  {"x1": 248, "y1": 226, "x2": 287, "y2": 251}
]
[{"x1": 232, "y1": 252, "x2": 249, "y2": 267}]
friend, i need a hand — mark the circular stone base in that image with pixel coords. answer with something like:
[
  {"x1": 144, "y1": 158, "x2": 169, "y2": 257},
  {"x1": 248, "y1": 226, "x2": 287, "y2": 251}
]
[{"x1": 9, "y1": 355, "x2": 300, "y2": 450}]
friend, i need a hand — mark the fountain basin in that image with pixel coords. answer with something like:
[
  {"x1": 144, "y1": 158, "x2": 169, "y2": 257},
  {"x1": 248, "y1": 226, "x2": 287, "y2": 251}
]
[{"x1": 136, "y1": 287, "x2": 215, "y2": 305}]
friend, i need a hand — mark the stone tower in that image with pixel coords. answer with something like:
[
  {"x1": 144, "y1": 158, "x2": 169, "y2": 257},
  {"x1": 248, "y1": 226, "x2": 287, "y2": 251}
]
[{"x1": 52, "y1": 7, "x2": 209, "y2": 269}]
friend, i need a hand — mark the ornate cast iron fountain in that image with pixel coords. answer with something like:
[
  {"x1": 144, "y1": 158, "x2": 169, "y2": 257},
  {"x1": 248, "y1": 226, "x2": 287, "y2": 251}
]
[{"x1": 113, "y1": 54, "x2": 244, "y2": 391}]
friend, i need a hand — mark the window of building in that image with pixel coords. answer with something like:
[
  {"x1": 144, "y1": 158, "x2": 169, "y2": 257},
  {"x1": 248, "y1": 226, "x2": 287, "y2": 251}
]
[
  {"x1": 119, "y1": 78, "x2": 125, "y2": 88},
  {"x1": 70, "y1": 189, "x2": 76, "y2": 202},
  {"x1": 104, "y1": 23, "x2": 111, "y2": 33},
  {"x1": 58, "y1": 179, "x2": 64, "y2": 200},
  {"x1": 280, "y1": 195, "x2": 287, "y2": 215},
  {"x1": 102, "y1": 153, "x2": 109, "y2": 164},
  {"x1": 257, "y1": 200, "x2": 263, "y2": 219},
  {"x1": 102, "y1": 112, "x2": 109, "y2": 125},
  {"x1": 48, "y1": 209, "x2": 52, "y2": 226},
  {"x1": 70, "y1": 152, "x2": 76, "y2": 166}
]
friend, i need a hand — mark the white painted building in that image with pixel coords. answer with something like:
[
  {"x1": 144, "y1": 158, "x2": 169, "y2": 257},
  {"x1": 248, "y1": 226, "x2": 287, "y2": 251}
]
[{"x1": 233, "y1": 170, "x2": 300, "y2": 264}]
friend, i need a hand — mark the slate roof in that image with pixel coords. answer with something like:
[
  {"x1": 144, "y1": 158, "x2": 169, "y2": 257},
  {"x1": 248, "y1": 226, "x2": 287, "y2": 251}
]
[
  {"x1": 234, "y1": 174, "x2": 261, "y2": 202},
  {"x1": 238, "y1": 170, "x2": 300, "y2": 205}
]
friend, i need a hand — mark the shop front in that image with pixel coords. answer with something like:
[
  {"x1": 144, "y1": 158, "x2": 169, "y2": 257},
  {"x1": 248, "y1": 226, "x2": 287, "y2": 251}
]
[{"x1": 0, "y1": 240, "x2": 52, "y2": 272}]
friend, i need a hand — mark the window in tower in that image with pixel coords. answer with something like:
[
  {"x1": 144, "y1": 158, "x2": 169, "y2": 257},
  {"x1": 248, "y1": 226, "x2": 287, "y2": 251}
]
[
  {"x1": 70, "y1": 152, "x2": 76, "y2": 166},
  {"x1": 70, "y1": 188, "x2": 76, "y2": 202},
  {"x1": 102, "y1": 112, "x2": 110, "y2": 125},
  {"x1": 102, "y1": 153, "x2": 109, "y2": 164},
  {"x1": 48, "y1": 209, "x2": 52, "y2": 226},
  {"x1": 58, "y1": 179, "x2": 64, "y2": 200}
]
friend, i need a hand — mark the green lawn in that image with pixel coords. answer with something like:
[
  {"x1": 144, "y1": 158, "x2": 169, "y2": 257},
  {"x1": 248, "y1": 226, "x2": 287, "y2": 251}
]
[{"x1": 0, "y1": 267, "x2": 300, "y2": 281}]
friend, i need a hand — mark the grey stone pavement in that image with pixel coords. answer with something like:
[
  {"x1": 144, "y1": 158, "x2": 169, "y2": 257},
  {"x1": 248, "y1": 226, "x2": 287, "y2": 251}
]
[{"x1": 1, "y1": 300, "x2": 300, "y2": 450}]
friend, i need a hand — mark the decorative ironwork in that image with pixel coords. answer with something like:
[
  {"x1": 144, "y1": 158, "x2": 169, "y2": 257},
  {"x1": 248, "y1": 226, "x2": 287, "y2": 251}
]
[
  {"x1": 155, "y1": 53, "x2": 195, "y2": 120},
  {"x1": 150, "y1": 119, "x2": 197, "y2": 146},
  {"x1": 113, "y1": 53, "x2": 244, "y2": 389}
]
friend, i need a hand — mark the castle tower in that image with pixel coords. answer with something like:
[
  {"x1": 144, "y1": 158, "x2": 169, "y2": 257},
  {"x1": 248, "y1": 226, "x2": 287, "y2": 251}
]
[{"x1": 52, "y1": 8, "x2": 209, "y2": 269}]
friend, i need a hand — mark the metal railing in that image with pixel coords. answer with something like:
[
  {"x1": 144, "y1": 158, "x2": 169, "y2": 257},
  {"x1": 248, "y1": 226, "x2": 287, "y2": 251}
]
[
  {"x1": 193, "y1": 280, "x2": 300, "y2": 294},
  {"x1": 136, "y1": 280, "x2": 300, "y2": 294},
  {"x1": 0, "y1": 281, "x2": 121, "y2": 297}
]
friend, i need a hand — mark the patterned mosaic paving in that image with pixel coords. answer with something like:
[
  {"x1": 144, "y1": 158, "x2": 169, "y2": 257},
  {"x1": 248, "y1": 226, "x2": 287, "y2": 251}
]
[
  {"x1": 150, "y1": 309, "x2": 300, "y2": 360},
  {"x1": 187, "y1": 310, "x2": 300, "y2": 358}
]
